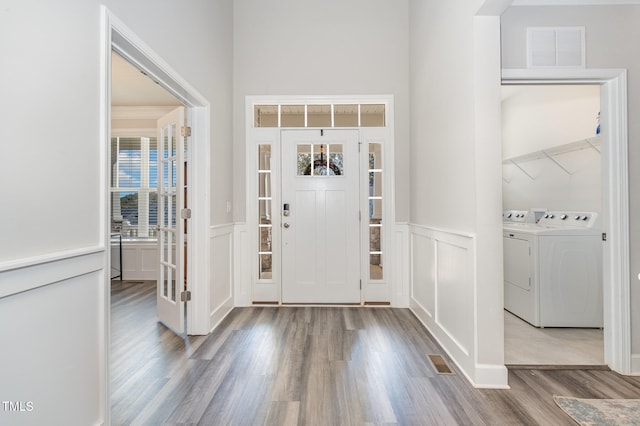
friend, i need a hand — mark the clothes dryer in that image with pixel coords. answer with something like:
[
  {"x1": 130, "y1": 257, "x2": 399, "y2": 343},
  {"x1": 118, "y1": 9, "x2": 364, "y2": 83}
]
[{"x1": 503, "y1": 211, "x2": 602, "y2": 328}]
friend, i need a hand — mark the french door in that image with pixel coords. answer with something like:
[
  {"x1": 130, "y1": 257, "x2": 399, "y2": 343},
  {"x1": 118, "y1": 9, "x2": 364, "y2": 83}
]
[
  {"x1": 156, "y1": 107, "x2": 186, "y2": 333},
  {"x1": 281, "y1": 130, "x2": 361, "y2": 303}
]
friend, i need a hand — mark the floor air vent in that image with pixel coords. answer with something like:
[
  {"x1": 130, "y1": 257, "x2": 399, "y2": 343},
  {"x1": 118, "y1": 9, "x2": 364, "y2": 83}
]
[{"x1": 428, "y1": 354, "x2": 454, "y2": 375}]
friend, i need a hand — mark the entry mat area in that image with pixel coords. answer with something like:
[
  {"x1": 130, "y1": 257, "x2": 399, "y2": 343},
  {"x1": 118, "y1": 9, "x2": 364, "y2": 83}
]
[{"x1": 554, "y1": 396, "x2": 640, "y2": 425}]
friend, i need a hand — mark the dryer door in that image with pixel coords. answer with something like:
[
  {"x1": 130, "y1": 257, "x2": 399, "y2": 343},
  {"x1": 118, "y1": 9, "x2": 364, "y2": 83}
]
[
  {"x1": 504, "y1": 232, "x2": 538, "y2": 326},
  {"x1": 504, "y1": 234, "x2": 531, "y2": 291}
]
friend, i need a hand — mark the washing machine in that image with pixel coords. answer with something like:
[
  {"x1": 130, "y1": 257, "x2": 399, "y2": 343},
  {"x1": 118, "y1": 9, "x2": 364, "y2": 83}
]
[{"x1": 503, "y1": 211, "x2": 603, "y2": 328}]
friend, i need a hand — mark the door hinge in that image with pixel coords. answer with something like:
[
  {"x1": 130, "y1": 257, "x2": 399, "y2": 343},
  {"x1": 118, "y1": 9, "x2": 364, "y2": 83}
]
[
  {"x1": 602, "y1": 232, "x2": 607, "y2": 241},
  {"x1": 181, "y1": 126, "x2": 192, "y2": 137},
  {"x1": 358, "y1": 141, "x2": 362, "y2": 152},
  {"x1": 359, "y1": 210, "x2": 361, "y2": 222},
  {"x1": 360, "y1": 279, "x2": 362, "y2": 289},
  {"x1": 181, "y1": 208, "x2": 192, "y2": 219},
  {"x1": 181, "y1": 291, "x2": 191, "y2": 302},
  {"x1": 321, "y1": 129, "x2": 324, "y2": 136}
]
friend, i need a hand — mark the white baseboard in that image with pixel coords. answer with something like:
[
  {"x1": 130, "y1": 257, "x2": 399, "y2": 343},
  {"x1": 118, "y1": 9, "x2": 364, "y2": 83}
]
[{"x1": 631, "y1": 354, "x2": 640, "y2": 375}]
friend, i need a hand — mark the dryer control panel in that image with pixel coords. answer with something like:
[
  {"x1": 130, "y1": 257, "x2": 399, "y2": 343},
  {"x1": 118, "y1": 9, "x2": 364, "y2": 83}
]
[{"x1": 538, "y1": 211, "x2": 598, "y2": 228}]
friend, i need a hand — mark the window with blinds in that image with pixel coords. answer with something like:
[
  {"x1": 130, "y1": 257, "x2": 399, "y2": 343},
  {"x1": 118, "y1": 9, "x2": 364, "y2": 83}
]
[{"x1": 111, "y1": 137, "x2": 158, "y2": 238}]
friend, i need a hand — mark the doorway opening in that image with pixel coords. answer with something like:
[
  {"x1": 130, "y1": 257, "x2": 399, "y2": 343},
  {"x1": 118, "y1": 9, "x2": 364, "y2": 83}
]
[
  {"x1": 110, "y1": 51, "x2": 189, "y2": 334},
  {"x1": 501, "y1": 83, "x2": 604, "y2": 365},
  {"x1": 102, "y1": 7, "x2": 211, "y2": 336},
  {"x1": 501, "y1": 69, "x2": 630, "y2": 374}
]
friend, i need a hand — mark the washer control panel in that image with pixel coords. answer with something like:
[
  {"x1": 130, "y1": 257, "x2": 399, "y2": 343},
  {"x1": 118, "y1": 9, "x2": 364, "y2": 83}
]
[{"x1": 538, "y1": 211, "x2": 598, "y2": 228}]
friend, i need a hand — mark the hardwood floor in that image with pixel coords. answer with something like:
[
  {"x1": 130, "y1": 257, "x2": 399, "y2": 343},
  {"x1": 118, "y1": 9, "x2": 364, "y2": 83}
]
[{"x1": 111, "y1": 281, "x2": 640, "y2": 425}]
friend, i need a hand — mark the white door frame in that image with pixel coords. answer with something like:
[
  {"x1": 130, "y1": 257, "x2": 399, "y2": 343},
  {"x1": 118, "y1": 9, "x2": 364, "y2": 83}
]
[
  {"x1": 100, "y1": 7, "x2": 211, "y2": 422},
  {"x1": 502, "y1": 68, "x2": 631, "y2": 374},
  {"x1": 243, "y1": 95, "x2": 396, "y2": 306}
]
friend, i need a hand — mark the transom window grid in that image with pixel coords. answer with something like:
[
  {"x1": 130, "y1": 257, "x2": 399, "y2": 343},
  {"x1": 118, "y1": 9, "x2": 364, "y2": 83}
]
[{"x1": 254, "y1": 103, "x2": 386, "y2": 128}]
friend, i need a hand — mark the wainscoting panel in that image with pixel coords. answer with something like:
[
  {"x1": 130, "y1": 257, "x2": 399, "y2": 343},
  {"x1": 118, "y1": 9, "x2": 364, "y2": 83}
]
[
  {"x1": 209, "y1": 225, "x2": 234, "y2": 331},
  {"x1": 0, "y1": 248, "x2": 106, "y2": 425},
  {"x1": 120, "y1": 240, "x2": 163, "y2": 281},
  {"x1": 409, "y1": 225, "x2": 476, "y2": 384},
  {"x1": 410, "y1": 233, "x2": 435, "y2": 317},
  {"x1": 233, "y1": 224, "x2": 251, "y2": 306},
  {"x1": 435, "y1": 240, "x2": 472, "y2": 356}
]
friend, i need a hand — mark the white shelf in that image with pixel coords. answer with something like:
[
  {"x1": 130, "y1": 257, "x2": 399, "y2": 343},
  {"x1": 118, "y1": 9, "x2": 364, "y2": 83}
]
[{"x1": 503, "y1": 135, "x2": 601, "y2": 179}]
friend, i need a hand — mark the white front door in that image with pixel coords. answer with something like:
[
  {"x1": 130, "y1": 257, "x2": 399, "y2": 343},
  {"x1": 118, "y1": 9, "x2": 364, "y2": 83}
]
[
  {"x1": 281, "y1": 129, "x2": 361, "y2": 303},
  {"x1": 156, "y1": 107, "x2": 186, "y2": 333}
]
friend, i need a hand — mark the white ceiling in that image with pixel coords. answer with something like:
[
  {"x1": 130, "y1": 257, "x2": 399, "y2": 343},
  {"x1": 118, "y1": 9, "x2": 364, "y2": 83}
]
[{"x1": 111, "y1": 53, "x2": 182, "y2": 107}]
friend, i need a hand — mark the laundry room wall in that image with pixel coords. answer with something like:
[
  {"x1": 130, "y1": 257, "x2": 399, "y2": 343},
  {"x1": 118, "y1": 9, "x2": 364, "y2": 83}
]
[
  {"x1": 502, "y1": 85, "x2": 602, "y2": 215},
  {"x1": 502, "y1": 4, "x2": 640, "y2": 371}
]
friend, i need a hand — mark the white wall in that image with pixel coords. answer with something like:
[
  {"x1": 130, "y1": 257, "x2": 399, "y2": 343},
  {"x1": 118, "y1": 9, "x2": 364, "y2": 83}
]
[
  {"x1": 0, "y1": 1, "x2": 233, "y2": 424},
  {"x1": 502, "y1": 85, "x2": 600, "y2": 158},
  {"x1": 501, "y1": 2, "x2": 640, "y2": 366},
  {"x1": 232, "y1": 0, "x2": 411, "y2": 223},
  {"x1": 409, "y1": 0, "x2": 507, "y2": 387},
  {"x1": 502, "y1": 85, "x2": 602, "y2": 214}
]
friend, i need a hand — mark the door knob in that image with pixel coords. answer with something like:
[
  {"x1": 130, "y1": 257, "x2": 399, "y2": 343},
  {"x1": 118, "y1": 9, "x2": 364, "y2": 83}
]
[{"x1": 283, "y1": 223, "x2": 290, "y2": 228}]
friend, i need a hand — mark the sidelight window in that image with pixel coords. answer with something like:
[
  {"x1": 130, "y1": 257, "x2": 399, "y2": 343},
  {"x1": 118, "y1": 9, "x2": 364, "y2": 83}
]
[
  {"x1": 258, "y1": 144, "x2": 273, "y2": 279},
  {"x1": 369, "y1": 143, "x2": 383, "y2": 280}
]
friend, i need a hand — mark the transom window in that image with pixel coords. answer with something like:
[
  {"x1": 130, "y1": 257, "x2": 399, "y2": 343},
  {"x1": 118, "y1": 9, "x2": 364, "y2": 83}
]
[{"x1": 254, "y1": 103, "x2": 386, "y2": 128}]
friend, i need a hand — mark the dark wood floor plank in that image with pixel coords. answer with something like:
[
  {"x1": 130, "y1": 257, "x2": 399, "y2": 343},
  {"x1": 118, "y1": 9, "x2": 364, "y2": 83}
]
[{"x1": 110, "y1": 282, "x2": 640, "y2": 425}]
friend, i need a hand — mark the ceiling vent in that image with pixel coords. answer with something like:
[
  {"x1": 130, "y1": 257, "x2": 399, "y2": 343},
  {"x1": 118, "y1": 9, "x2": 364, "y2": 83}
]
[{"x1": 527, "y1": 27, "x2": 585, "y2": 68}]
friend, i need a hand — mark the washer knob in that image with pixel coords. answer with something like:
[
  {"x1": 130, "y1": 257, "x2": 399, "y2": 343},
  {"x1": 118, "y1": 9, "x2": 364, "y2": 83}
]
[
  {"x1": 549, "y1": 214, "x2": 555, "y2": 219},
  {"x1": 574, "y1": 215, "x2": 580, "y2": 220},
  {"x1": 581, "y1": 215, "x2": 588, "y2": 221},
  {"x1": 560, "y1": 214, "x2": 567, "y2": 220}
]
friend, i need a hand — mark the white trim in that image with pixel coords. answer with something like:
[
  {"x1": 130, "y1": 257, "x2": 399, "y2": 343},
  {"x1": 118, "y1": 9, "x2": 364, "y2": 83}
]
[
  {"x1": 99, "y1": 9, "x2": 112, "y2": 424},
  {"x1": 632, "y1": 354, "x2": 640, "y2": 375},
  {"x1": 0, "y1": 245, "x2": 104, "y2": 274},
  {"x1": 0, "y1": 248, "x2": 105, "y2": 299},
  {"x1": 502, "y1": 68, "x2": 631, "y2": 375}
]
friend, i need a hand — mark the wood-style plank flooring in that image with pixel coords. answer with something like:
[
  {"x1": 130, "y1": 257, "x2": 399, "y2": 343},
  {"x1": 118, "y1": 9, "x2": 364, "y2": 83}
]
[{"x1": 111, "y1": 281, "x2": 640, "y2": 425}]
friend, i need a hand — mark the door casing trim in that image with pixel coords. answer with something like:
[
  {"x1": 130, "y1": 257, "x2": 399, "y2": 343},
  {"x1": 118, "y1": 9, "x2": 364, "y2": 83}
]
[
  {"x1": 243, "y1": 95, "x2": 397, "y2": 306},
  {"x1": 502, "y1": 68, "x2": 631, "y2": 374}
]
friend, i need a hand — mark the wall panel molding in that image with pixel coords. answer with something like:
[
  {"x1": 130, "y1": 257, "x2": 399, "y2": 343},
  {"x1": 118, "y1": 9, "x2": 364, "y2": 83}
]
[
  {"x1": 0, "y1": 247, "x2": 105, "y2": 299},
  {"x1": 209, "y1": 225, "x2": 234, "y2": 331},
  {"x1": 408, "y1": 224, "x2": 508, "y2": 388}
]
